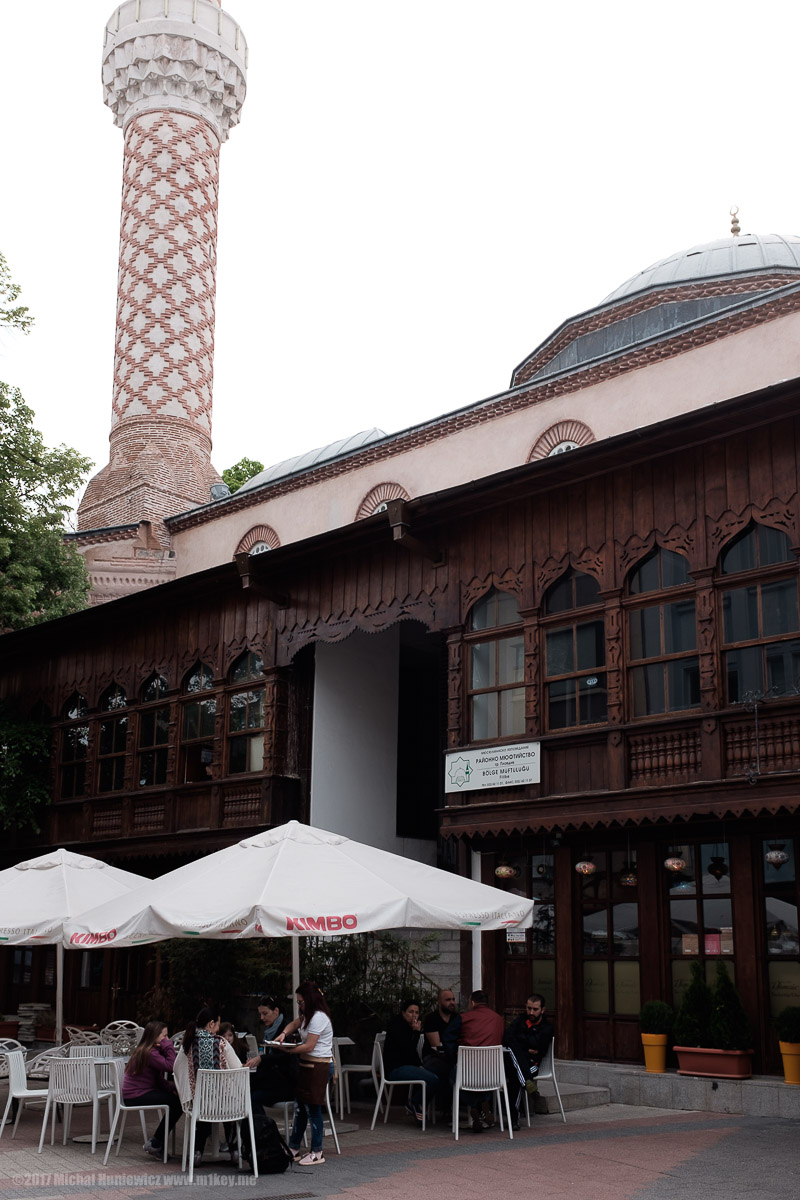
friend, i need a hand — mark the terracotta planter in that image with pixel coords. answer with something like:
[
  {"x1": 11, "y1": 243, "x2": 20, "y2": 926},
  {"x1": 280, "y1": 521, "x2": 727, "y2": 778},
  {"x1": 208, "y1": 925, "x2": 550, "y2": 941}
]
[
  {"x1": 641, "y1": 1032, "x2": 668, "y2": 1073},
  {"x1": 779, "y1": 1041, "x2": 800, "y2": 1086},
  {"x1": 0, "y1": 1021, "x2": 19, "y2": 1040},
  {"x1": 674, "y1": 1045, "x2": 753, "y2": 1079}
]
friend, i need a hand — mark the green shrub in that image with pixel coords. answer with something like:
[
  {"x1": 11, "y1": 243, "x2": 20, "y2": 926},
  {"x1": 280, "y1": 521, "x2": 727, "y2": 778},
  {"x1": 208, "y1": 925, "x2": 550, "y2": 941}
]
[
  {"x1": 674, "y1": 961, "x2": 713, "y2": 1046},
  {"x1": 709, "y1": 962, "x2": 751, "y2": 1051},
  {"x1": 774, "y1": 1006, "x2": 800, "y2": 1044},
  {"x1": 639, "y1": 1000, "x2": 674, "y2": 1036}
]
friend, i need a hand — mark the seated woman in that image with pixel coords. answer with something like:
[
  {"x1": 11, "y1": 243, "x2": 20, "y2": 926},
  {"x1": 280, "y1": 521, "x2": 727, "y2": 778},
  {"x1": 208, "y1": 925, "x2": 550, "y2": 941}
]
[
  {"x1": 382, "y1": 998, "x2": 440, "y2": 1123},
  {"x1": 122, "y1": 1019, "x2": 183, "y2": 1158},
  {"x1": 274, "y1": 980, "x2": 334, "y2": 1166},
  {"x1": 244, "y1": 997, "x2": 298, "y2": 1111},
  {"x1": 173, "y1": 1006, "x2": 241, "y2": 1166},
  {"x1": 219, "y1": 1023, "x2": 249, "y2": 1064}
]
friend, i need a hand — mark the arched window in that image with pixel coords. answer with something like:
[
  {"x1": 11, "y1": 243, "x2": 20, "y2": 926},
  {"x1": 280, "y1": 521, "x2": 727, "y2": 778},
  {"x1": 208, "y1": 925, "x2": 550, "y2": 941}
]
[
  {"x1": 138, "y1": 673, "x2": 170, "y2": 787},
  {"x1": 181, "y1": 662, "x2": 216, "y2": 783},
  {"x1": 626, "y1": 548, "x2": 698, "y2": 717},
  {"x1": 228, "y1": 651, "x2": 265, "y2": 774},
  {"x1": 719, "y1": 523, "x2": 799, "y2": 702},
  {"x1": 542, "y1": 569, "x2": 606, "y2": 729},
  {"x1": 61, "y1": 693, "x2": 88, "y2": 800},
  {"x1": 97, "y1": 684, "x2": 128, "y2": 793},
  {"x1": 528, "y1": 420, "x2": 595, "y2": 462},
  {"x1": 355, "y1": 483, "x2": 410, "y2": 521},
  {"x1": 465, "y1": 589, "x2": 524, "y2": 741},
  {"x1": 235, "y1": 525, "x2": 280, "y2": 556}
]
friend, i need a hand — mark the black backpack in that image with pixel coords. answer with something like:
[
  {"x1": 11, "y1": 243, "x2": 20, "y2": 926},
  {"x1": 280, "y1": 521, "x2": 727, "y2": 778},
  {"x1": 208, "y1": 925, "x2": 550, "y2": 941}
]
[{"x1": 239, "y1": 1111, "x2": 293, "y2": 1175}]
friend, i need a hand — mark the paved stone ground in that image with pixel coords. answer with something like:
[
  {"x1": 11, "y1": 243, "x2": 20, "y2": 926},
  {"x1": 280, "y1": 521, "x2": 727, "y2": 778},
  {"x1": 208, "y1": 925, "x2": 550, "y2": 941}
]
[{"x1": 0, "y1": 1097, "x2": 797, "y2": 1200}]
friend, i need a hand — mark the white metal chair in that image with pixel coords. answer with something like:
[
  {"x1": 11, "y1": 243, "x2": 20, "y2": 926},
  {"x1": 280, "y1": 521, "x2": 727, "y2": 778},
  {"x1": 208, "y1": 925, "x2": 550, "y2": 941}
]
[
  {"x1": 171, "y1": 1030, "x2": 185, "y2": 1052},
  {"x1": 0, "y1": 1050, "x2": 48, "y2": 1139},
  {"x1": 244, "y1": 1034, "x2": 259, "y2": 1058},
  {"x1": 370, "y1": 1032, "x2": 429, "y2": 1132},
  {"x1": 530, "y1": 1039, "x2": 566, "y2": 1123},
  {"x1": 181, "y1": 1067, "x2": 257, "y2": 1184},
  {"x1": 100, "y1": 1021, "x2": 144, "y2": 1056},
  {"x1": 37, "y1": 1055, "x2": 116, "y2": 1154},
  {"x1": 65, "y1": 1026, "x2": 102, "y2": 1046},
  {"x1": 333, "y1": 1035, "x2": 374, "y2": 1118},
  {"x1": 0, "y1": 1039, "x2": 27, "y2": 1079},
  {"x1": 69, "y1": 1043, "x2": 113, "y2": 1057},
  {"x1": 26, "y1": 1045, "x2": 69, "y2": 1080},
  {"x1": 103, "y1": 1058, "x2": 172, "y2": 1165},
  {"x1": 452, "y1": 1045, "x2": 513, "y2": 1142}
]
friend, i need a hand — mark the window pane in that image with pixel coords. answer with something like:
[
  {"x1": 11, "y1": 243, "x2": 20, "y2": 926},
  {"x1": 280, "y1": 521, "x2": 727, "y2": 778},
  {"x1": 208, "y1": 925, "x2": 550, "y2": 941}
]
[
  {"x1": 576, "y1": 620, "x2": 605, "y2": 670},
  {"x1": 661, "y1": 549, "x2": 690, "y2": 588},
  {"x1": 62, "y1": 725, "x2": 88, "y2": 761},
  {"x1": 763, "y1": 839, "x2": 795, "y2": 883},
  {"x1": 723, "y1": 586, "x2": 759, "y2": 643},
  {"x1": 766, "y1": 639, "x2": 800, "y2": 695},
  {"x1": 702, "y1": 898, "x2": 733, "y2": 954},
  {"x1": 632, "y1": 663, "x2": 665, "y2": 716},
  {"x1": 670, "y1": 898, "x2": 699, "y2": 955},
  {"x1": 664, "y1": 599, "x2": 696, "y2": 653},
  {"x1": 546, "y1": 627, "x2": 574, "y2": 676},
  {"x1": 579, "y1": 674, "x2": 607, "y2": 723},
  {"x1": 612, "y1": 902, "x2": 639, "y2": 956},
  {"x1": 469, "y1": 594, "x2": 492, "y2": 630},
  {"x1": 495, "y1": 591, "x2": 521, "y2": 627},
  {"x1": 500, "y1": 687, "x2": 525, "y2": 736},
  {"x1": 471, "y1": 643, "x2": 494, "y2": 689},
  {"x1": 721, "y1": 528, "x2": 756, "y2": 575},
  {"x1": 614, "y1": 961, "x2": 640, "y2": 1014},
  {"x1": 574, "y1": 572, "x2": 601, "y2": 608},
  {"x1": 762, "y1": 579, "x2": 799, "y2": 637},
  {"x1": 583, "y1": 961, "x2": 609, "y2": 1014},
  {"x1": 471, "y1": 693, "x2": 496, "y2": 740},
  {"x1": 630, "y1": 606, "x2": 661, "y2": 659},
  {"x1": 548, "y1": 679, "x2": 574, "y2": 729},
  {"x1": 532, "y1": 903, "x2": 555, "y2": 955},
  {"x1": 544, "y1": 574, "x2": 572, "y2": 614},
  {"x1": 759, "y1": 524, "x2": 793, "y2": 566},
  {"x1": 629, "y1": 553, "x2": 659, "y2": 595},
  {"x1": 199, "y1": 698, "x2": 216, "y2": 737},
  {"x1": 766, "y1": 896, "x2": 799, "y2": 956},
  {"x1": 769, "y1": 962, "x2": 800, "y2": 1016},
  {"x1": 726, "y1": 646, "x2": 763, "y2": 702},
  {"x1": 497, "y1": 636, "x2": 524, "y2": 685},
  {"x1": 183, "y1": 703, "x2": 199, "y2": 741},
  {"x1": 230, "y1": 734, "x2": 264, "y2": 774},
  {"x1": 667, "y1": 657, "x2": 700, "y2": 710}
]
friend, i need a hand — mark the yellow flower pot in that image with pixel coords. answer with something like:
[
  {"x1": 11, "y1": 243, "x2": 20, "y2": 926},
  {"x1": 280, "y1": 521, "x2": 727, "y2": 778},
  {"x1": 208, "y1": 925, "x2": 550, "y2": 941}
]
[
  {"x1": 641, "y1": 1033, "x2": 668, "y2": 1073},
  {"x1": 779, "y1": 1041, "x2": 800, "y2": 1086}
]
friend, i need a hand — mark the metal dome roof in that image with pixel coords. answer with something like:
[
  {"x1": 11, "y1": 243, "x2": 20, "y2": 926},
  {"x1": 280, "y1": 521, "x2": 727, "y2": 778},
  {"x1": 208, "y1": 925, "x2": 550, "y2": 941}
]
[
  {"x1": 603, "y1": 232, "x2": 800, "y2": 303},
  {"x1": 237, "y1": 428, "x2": 388, "y2": 494}
]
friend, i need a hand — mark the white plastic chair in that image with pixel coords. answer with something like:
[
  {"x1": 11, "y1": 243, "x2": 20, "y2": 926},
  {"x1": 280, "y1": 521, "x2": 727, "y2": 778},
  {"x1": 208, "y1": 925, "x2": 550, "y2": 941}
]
[
  {"x1": 37, "y1": 1056, "x2": 116, "y2": 1154},
  {"x1": 244, "y1": 1034, "x2": 259, "y2": 1058},
  {"x1": 171, "y1": 1030, "x2": 185, "y2": 1052},
  {"x1": 26, "y1": 1045, "x2": 70, "y2": 1080},
  {"x1": 0, "y1": 1050, "x2": 47, "y2": 1139},
  {"x1": 370, "y1": 1032, "x2": 429, "y2": 1132},
  {"x1": 66, "y1": 1026, "x2": 102, "y2": 1046},
  {"x1": 181, "y1": 1067, "x2": 257, "y2": 1184},
  {"x1": 100, "y1": 1021, "x2": 144, "y2": 1056},
  {"x1": 69, "y1": 1043, "x2": 113, "y2": 1057},
  {"x1": 103, "y1": 1058, "x2": 173, "y2": 1165},
  {"x1": 0, "y1": 1039, "x2": 27, "y2": 1079},
  {"x1": 333, "y1": 1036, "x2": 374, "y2": 1118},
  {"x1": 529, "y1": 1039, "x2": 566, "y2": 1123},
  {"x1": 452, "y1": 1045, "x2": 513, "y2": 1142}
]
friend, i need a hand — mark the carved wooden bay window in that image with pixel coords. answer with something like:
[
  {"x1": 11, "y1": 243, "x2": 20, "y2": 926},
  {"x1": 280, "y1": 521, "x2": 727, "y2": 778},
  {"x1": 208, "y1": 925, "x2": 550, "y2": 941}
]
[
  {"x1": 627, "y1": 548, "x2": 699, "y2": 717},
  {"x1": 137, "y1": 672, "x2": 170, "y2": 787},
  {"x1": 466, "y1": 589, "x2": 524, "y2": 741},
  {"x1": 543, "y1": 568, "x2": 607, "y2": 729},
  {"x1": 97, "y1": 683, "x2": 128, "y2": 793},
  {"x1": 720, "y1": 523, "x2": 800, "y2": 702},
  {"x1": 181, "y1": 662, "x2": 217, "y2": 783},
  {"x1": 60, "y1": 692, "x2": 89, "y2": 800},
  {"x1": 227, "y1": 650, "x2": 266, "y2": 774}
]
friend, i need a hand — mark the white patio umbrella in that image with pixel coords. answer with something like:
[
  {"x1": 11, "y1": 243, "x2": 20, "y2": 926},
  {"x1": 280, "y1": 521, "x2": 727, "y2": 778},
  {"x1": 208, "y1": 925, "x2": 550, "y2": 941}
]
[
  {"x1": 64, "y1": 822, "x2": 533, "y2": 962},
  {"x1": 0, "y1": 849, "x2": 149, "y2": 1045}
]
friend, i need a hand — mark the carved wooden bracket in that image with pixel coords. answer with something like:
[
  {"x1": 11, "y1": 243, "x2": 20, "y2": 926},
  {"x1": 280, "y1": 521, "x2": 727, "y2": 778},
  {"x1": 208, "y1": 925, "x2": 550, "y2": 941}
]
[
  {"x1": 385, "y1": 499, "x2": 445, "y2": 564},
  {"x1": 234, "y1": 552, "x2": 289, "y2": 607}
]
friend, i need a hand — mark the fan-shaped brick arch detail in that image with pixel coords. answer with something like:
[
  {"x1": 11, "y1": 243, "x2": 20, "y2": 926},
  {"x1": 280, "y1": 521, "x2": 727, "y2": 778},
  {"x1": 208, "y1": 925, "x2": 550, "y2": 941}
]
[
  {"x1": 235, "y1": 525, "x2": 281, "y2": 556},
  {"x1": 528, "y1": 420, "x2": 595, "y2": 461},
  {"x1": 355, "y1": 482, "x2": 410, "y2": 520}
]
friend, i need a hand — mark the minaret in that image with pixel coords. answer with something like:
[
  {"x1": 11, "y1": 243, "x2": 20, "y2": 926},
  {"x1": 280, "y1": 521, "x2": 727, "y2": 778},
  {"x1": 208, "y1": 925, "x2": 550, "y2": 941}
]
[{"x1": 77, "y1": 0, "x2": 246, "y2": 543}]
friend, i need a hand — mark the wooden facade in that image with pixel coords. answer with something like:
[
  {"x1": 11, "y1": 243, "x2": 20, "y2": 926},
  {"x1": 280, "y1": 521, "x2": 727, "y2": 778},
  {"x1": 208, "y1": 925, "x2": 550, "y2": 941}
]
[{"x1": 2, "y1": 383, "x2": 800, "y2": 1069}]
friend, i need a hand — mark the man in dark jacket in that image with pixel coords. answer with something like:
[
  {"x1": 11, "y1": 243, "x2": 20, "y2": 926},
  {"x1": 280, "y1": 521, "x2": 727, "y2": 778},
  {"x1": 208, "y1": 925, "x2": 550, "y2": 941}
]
[{"x1": 503, "y1": 994, "x2": 553, "y2": 1126}]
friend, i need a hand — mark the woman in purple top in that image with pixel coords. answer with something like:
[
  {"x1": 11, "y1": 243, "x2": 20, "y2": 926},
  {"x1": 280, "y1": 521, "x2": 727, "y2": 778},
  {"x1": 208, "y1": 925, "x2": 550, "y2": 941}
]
[{"x1": 122, "y1": 1020, "x2": 183, "y2": 1157}]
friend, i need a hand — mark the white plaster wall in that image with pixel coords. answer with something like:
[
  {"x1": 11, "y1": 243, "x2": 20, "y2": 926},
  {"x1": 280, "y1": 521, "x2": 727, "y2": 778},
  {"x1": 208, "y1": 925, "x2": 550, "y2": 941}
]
[
  {"x1": 172, "y1": 309, "x2": 800, "y2": 576},
  {"x1": 310, "y1": 628, "x2": 436, "y2": 865}
]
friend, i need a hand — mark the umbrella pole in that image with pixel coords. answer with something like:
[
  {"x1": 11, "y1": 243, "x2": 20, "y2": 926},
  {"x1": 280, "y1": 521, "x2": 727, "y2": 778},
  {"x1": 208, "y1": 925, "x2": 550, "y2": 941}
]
[
  {"x1": 291, "y1": 938, "x2": 300, "y2": 1013},
  {"x1": 55, "y1": 942, "x2": 64, "y2": 1046}
]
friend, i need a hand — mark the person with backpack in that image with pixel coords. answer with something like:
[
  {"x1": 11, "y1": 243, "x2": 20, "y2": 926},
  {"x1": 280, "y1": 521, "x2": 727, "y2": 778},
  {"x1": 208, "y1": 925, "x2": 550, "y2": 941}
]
[{"x1": 274, "y1": 980, "x2": 334, "y2": 1166}]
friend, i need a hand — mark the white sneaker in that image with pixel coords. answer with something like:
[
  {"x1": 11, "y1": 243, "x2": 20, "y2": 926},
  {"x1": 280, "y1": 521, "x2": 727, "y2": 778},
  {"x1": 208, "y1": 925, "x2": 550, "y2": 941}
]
[{"x1": 297, "y1": 1150, "x2": 325, "y2": 1165}]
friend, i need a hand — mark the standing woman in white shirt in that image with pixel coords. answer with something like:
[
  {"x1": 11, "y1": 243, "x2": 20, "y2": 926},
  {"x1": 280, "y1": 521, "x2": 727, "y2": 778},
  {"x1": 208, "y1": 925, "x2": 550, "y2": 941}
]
[{"x1": 274, "y1": 980, "x2": 334, "y2": 1166}]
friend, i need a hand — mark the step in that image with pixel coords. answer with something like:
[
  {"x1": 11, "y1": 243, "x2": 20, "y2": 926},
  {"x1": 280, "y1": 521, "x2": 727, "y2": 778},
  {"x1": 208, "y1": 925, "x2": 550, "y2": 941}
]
[{"x1": 534, "y1": 1081, "x2": 611, "y2": 1114}]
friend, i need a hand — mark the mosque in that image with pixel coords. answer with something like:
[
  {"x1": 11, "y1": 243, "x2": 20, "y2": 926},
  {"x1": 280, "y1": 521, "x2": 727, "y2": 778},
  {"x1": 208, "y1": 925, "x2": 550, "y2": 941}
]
[{"x1": 2, "y1": 0, "x2": 800, "y2": 1071}]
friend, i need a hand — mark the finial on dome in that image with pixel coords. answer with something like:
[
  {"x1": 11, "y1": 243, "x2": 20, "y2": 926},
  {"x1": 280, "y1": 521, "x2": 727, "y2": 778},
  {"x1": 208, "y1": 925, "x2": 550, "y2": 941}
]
[{"x1": 730, "y1": 206, "x2": 740, "y2": 238}]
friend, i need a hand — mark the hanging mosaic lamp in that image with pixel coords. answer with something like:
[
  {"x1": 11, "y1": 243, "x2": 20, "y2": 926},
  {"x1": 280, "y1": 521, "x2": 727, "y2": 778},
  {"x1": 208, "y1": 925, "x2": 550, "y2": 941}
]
[
  {"x1": 575, "y1": 858, "x2": 596, "y2": 876},
  {"x1": 708, "y1": 855, "x2": 729, "y2": 882},
  {"x1": 664, "y1": 853, "x2": 686, "y2": 872},
  {"x1": 494, "y1": 862, "x2": 519, "y2": 879},
  {"x1": 765, "y1": 843, "x2": 789, "y2": 869},
  {"x1": 619, "y1": 864, "x2": 638, "y2": 887}
]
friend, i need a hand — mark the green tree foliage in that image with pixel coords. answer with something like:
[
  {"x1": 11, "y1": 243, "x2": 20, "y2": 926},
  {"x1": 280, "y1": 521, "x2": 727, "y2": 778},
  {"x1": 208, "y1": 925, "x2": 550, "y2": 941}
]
[
  {"x1": 709, "y1": 961, "x2": 752, "y2": 1050},
  {"x1": 0, "y1": 253, "x2": 92, "y2": 630},
  {"x1": 674, "y1": 960, "x2": 713, "y2": 1046},
  {"x1": 222, "y1": 457, "x2": 264, "y2": 494},
  {"x1": 0, "y1": 703, "x2": 51, "y2": 832}
]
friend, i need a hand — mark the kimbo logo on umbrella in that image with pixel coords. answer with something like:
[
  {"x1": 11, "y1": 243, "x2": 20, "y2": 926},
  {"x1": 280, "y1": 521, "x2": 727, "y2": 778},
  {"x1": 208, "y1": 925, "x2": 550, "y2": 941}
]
[
  {"x1": 286, "y1": 914, "x2": 358, "y2": 932},
  {"x1": 70, "y1": 929, "x2": 117, "y2": 945}
]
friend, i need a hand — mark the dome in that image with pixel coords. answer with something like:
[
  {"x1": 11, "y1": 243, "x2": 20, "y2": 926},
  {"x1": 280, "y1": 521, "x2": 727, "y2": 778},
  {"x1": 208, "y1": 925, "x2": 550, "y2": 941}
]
[{"x1": 603, "y1": 232, "x2": 800, "y2": 303}]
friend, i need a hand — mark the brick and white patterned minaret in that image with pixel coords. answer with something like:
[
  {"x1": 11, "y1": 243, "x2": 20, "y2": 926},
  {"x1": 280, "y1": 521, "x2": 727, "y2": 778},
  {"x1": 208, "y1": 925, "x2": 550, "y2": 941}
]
[{"x1": 77, "y1": 0, "x2": 247, "y2": 544}]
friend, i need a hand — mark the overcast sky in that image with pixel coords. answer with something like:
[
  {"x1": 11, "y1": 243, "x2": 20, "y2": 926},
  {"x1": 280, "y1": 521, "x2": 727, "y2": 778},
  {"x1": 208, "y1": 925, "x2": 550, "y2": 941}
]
[{"x1": 2, "y1": 0, "x2": 799, "y2": 515}]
